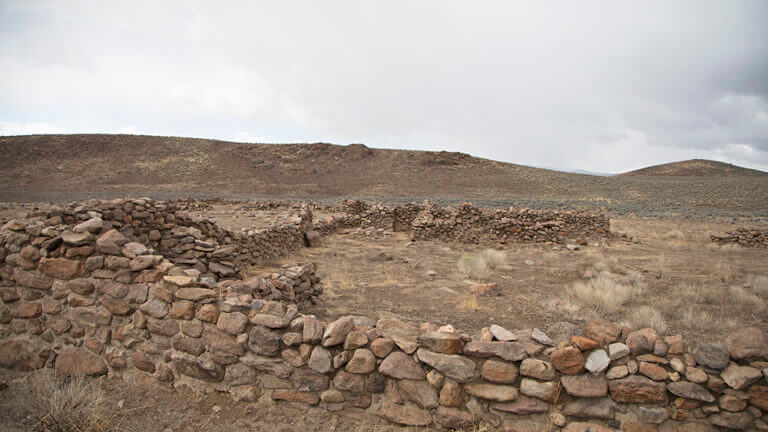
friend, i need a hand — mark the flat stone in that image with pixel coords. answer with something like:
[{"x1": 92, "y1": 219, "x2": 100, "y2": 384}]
[
  {"x1": 463, "y1": 341, "x2": 527, "y2": 361},
  {"x1": 748, "y1": 385, "x2": 768, "y2": 410},
  {"x1": 398, "y1": 379, "x2": 439, "y2": 408},
  {"x1": 492, "y1": 396, "x2": 549, "y2": 414},
  {"x1": 520, "y1": 358, "x2": 556, "y2": 381},
  {"x1": 39, "y1": 257, "x2": 83, "y2": 280},
  {"x1": 332, "y1": 370, "x2": 365, "y2": 392},
  {"x1": 584, "y1": 321, "x2": 621, "y2": 345},
  {"x1": 639, "y1": 362, "x2": 668, "y2": 381},
  {"x1": 290, "y1": 369, "x2": 330, "y2": 392},
  {"x1": 464, "y1": 383, "x2": 518, "y2": 402},
  {"x1": 240, "y1": 353, "x2": 293, "y2": 379},
  {"x1": 55, "y1": 346, "x2": 108, "y2": 376},
  {"x1": 551, "y1": 346, "x2": 585, "y2": 374},
  {"x1": 608, "y1": 342, "x2": 630, "y2": 360},
  {"x1": 606, "y1": 365, "x2": 629, "y2": 379},
  {"x1": 608, "y1": 375, "x2": 667, "y2": 404},
  {"x1": 667, "y1": 381, "x2": 715, "y2": 402},
  {"x1": 561, "y1": 373, "x2": 608, "y2": 397},
  {"x1": 482, "y1": 359, "x2": 518, "y2": 383},
  {"x1": 378, "y1": 401, "x2": 431, "y2": 427},
  {"x1": 250, "y1": 313, "x2": 289, "y2": 329},
  {"x1": 531, "y1": 328, "x2": 554, "y2": 346},
  {"x1": 371, "y1": 337, "x2": 395, "y2": 358},
  {"x1": 709, "y1": 411, "x2": 754, "y2": 430},
  {"x1": 416, "y1": 348, "x2": 477, "y2": 383},
  {"x1": 418, "y1": 331, "x2": 463, "y2": 354},
  {"x1": 271, "y1": 390, "x2": 319, "y2": 405},
  {"x1": 721, "y1": 364, "x2": 761, "y2": 390},
  {"x1": 563, "y1": 397, "x2": 615, "y2": 419},
  {"x1": 379, "y1": 351, "x2": 425, "y2": 380},
  {"x1": 490, "y1": 324, "x2": 517, "y2": 341},
  {"x1": 694, "y1": 344, "x2": 730, "y2": 369},
  {"x1": 217, "y1": 312, "x2": 248, "y2": 335},
  {"x1": 433, "y1": 407, "x2": 475, "y2": 430},
  {"x1": 633, "y1": 405, "x2": 669, "y2": 424},
  {"x1": 175, "y1": 287, "x2": 216, "y2": 301},
  {"x1": 321, "y1": 316, "x2": 356, "y2": 347},
  {"x1": 520, "y1": 378, "x2": 558, "y2": 402}
]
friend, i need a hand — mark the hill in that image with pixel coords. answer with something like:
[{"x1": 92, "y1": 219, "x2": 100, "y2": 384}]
[
  {"x1": 620, "y1": 159, "x2": 767, "y2": 177},
  {"x1": 0, "y1": 134, "x2": 767, "y2": 215}
]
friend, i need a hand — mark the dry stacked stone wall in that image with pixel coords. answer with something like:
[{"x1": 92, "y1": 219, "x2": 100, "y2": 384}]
[{"x1": 711, "y1": 229, "x2": 768, "y2": 248}]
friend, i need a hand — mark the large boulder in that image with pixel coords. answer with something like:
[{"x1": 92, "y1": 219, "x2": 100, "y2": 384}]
[{"x1": 55, "y1": 346, "x2": 108, "y2": 376}]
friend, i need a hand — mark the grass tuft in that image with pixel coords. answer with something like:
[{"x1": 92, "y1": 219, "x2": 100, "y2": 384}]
[{"x1": 566, "y1": 271, "x2": 642, "y2": 317}]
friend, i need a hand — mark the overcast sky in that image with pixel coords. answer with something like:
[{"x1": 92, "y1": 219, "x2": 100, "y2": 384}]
[{"x1": 1, "y1": 1, "x2": 767, "y2": 173}]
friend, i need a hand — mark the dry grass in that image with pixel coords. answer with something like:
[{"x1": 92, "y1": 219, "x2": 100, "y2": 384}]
[
  {"x1": 625, "y1": 306, "x2": 668, "y2": 334},
  {"x1": 457, "y1": 254, "x2": 490, "y2": 280},
  {"x1": 746, "y1": 274, "x2": 768, "y2": 295},
  {"x1": 566, "y1": 271, "x2": 642, "y2": 317},
  {"x1": 478, "y1": 249, "x2": 506, "y2": 269},
  {"x1": 662, "y1": 229, "x2": 684, "y2": 240},
  {"x1": 455, "y1": 293, "x2": 484, "y2": 311},
  {"x1": 11, "y1": 369, "x2": 117, "y2": 432}
]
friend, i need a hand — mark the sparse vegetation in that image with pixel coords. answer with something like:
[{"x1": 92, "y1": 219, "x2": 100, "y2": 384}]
[
  {"x1": 11, "y1": 369, "x2": 117, "y2": 432},
  {"x1": 456, "y1": 253, "x2": 490, "y2": 280},
  {"x1": 478, "y1": 248, "x2": 506, "y2": 269},
  {"x1": 626, "y1": 306, "x2": 668, "y2": 334},
  {"x1": 566, "y1": 271, "x2": 642, "y2": 317}
]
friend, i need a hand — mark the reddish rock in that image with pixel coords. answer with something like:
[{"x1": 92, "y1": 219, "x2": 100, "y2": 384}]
[
  {"x1": 551, "y1": 346, "x2": 585, "y2": 374},
  {"x1": 561, "y1": 373, "x2": 608, "y2": 397},
  {"x1": 371, "y1": 337, "x2": 395, "y2": 358},
  {"x1": 608, "y1": 375, "x2": 667, "y2": 404},
  {"x1": 12, "y1": 302, "x2": 42, "y2": 319},
  {"x1": 584, "y1": 321, "x2": 621, "y2": 345},
  {"x1": 196, "y1": 304, "x2": 219, "y2": 323},
  {"x1": 55, "y1": 346, "x2": 108, "y2": 376},
  {"x1": 169, "y1": 301, "x2": 195, "y2": 320},
  {"x1": 131, "y1": 351, "x2": 156, "y2": 373},
  {"x1": 626, "y1": 328, "x2": 660, "y2": 354},
  {"x1": 417, "y1": 331, "x2": 463, "y2": 354},
  {"x1": 39, "y1": 257, "x2": 84, "y2": 280},
  {"x1": 482, "y1": 359, "x2": 518, "y2": 384},
  {"x1": 724, "y1": 327, "x2": 768, "y2": 361},
  {"x1": 271, "y1": 390, "x2": 319, "y2": 405},
  {"x1": 639, "y1": 362, "x2": 668, "y2": 381},
  {"x1": 492, "y1": 395, "x2": 549, "y2": 414},
  {"x1": 469, "y1": 283, "x2": 500, "y2": 296},
  {"x1": 571, "y1": 336, "x2": 600, "y2": 350},
  {"x1": 378, "y1": 401, "x2": 431, "y2": 426},
  {"x1": 748, "y1": 385, "x2": 768, "y2": 410},
  {"x1": 439, "y1": 379, "x2": 464, "y2": 407}
]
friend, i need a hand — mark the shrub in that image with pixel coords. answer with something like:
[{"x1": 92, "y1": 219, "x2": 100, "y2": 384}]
[
  {"x1": 479, "y1": 249, "x2": 506, "y2": 269},
  {"x1": 457, "y1": 254, "x2": 490, "y2": 280},
  {"x1": 566, "y1": 272, "x2": 640, "y2": 316},
  {"x1": 627, "y1": 306, "x2": 668, "y2": 334}
]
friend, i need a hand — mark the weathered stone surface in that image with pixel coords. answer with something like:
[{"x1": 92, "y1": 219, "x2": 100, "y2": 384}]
[
  {"x1": 378, "y1": 401, "x2": 431, "y2": 426},
  {"x1": 0, "y1": 337, "x2": 46, "y2": 370},
  {"x1": 343, "y1": 330, "x2": 368, "y2": 349},
  {"x1": 562, "y1": 422, "x2": 614, "y2": 432},
  {"x1": 130, "y1": 255, "x2": 163, "y2": 272},
  {"x1": 371, "y1": 337, "x2": 395, "y2": 358},
  {"x1": 606, "y1": 365, "x2": 629, "y2": 379},
  {"x1": 13, "y1": 269, "x2": 53, "y2": 290},
  {"x1": 196, "y1": 304, "x2": 219, "y2": 323},
  {"x1": 561, "y1": 373, "x2": 608, "y2": 397},
  {"x1": 418, "y1": 331, "x2": 463, "y2": 354},
  {"x1": 721, "y1": 364, "x2": 761, "y2": 390},
  {"x1": 271, "y1": 389, "x2": 320, "y2": 405},
  {"x1": 725, "y1": 327, "x2": 768, "y2": 361},
  {"x1": 563, "y1": 397, "x2": 615, "y2": 419},
  {"x1": 719, "y1": 393, "x2": 747, "y2": 412},
  {"x1": 321, "y1": 316, "x2": 355, "y2": 347},
  {"x1": 217, "y1": 312, "x2": 248, "y2": 335},
  {"x1": 685, "y1": 366, "x2": 708, "y2": 383},
  {"x1": 433, "y1": 407, "x2": 475, "y2": 430},
  {"x1": 482, "y1": 359, "x2": 518, "y2": 383},
  {"x1": 489, "y1": 324, "x2": 517, "y2": 341},
  {"x1": 69, "y1": 306, "x2": 112, "y2": 327},
  {"x1": 694, "y1": 344, "x2": 730, "y2": 369},
  {"x1": 308, "y1": 346, "x2": 333, "y2": 374},
  {"x1": 55, "y1": 346, "x2": 108, "y2": 376},
  {"x1": 748, "y1": 385, "x2": 768, "y2": 410},
  {"x1": 346, "y1": 348, "x2": 376, "y2": 374},
  {"x1": 398, "y1": 379, "x2": 439, "y2": 408},
  {"x1": 139, "y1": 298, "x2": 169, "y2": 319},
  {"x1": 175, "y1": 288, "x2": 215, "y2": 302},
  {"x1": 439, "y1": 378, "x2": 463, "y2": 407},
  {"x1": 203, "y1": 327, "x2": 245, "y2": 358},
  {"x1": 639, "y1": 361, "x2": 668, "y2": 381},
  {"x1": 520, "y1": 378, "x2": 558, "y2": 402},
  {"x1": 585, "y1": 321, "x2": 621, "y2": 346},
  {"x1": 519, "y1": 358, "x2": 556, "y2": 381},
  {"x1": 63, "y1": 230, "x2": 94, "y2": 246},
  {"x1": 12, "y1": 302, "x2": 42, "y2": 318},
  {"x1": 241, "y1": 353, "x2": 293, "y2": 378},
  {"x1": 172, "y1": 335, "x2": 205, "y2": 356},
  {"x1": 332, "y1": 370, "x2": 365, "y2": 392},
  {"x1": 667, "y1": 381, "x2": 715, "y2": 402},
  {"x1": 416, "y1": 348, "x2": 477, "y2": 383},
  {"x1": 291, "y1": 369, "x2": 330, "y2": 392},
  {"x1": 320, "y1": 389, "x2": 344, "y2": 403},
  {"x1": 463, "y1": 341, "x2": 527, "y2": 361},
  {"x1": 551, "y1": 346, "x2": 585, "y2": 374},
  {"x1": 492, "y1": 395, "x2": 549, "y2": 414},
  {"x1": 464, "y1": 383, "x2": 518, "y2": 402},
  {"x1": 248, "y1": 326, "x2": 280, "y2": 356},
  {"x1": 572, "y1": 336, "x2": 600, "y2": 351},
  {"x1": 131, "y1": 351, "x2": 156, "y2": 373},
  {"x1": 100, "y1": 295, "x2": 133, "y2": 315},
  {"x1": 626, "y1": 328, "x2": 660, "y2": 354},
  {"x1": 585, "y1": 349, "x2": 610, "y2": 375},
  {"x1": 709, "y1": 411, "x2": 754, "y2": 430},
  {"x1": 302, "y1": 317, "x2": 324, "y2": 344},
  {"x1": 39, "y1": 257, "x2": 84, "y2": 280},
  {"x1": 147, "y1": 317, "x2": 179, "y2": 337},
  {"x1": 379, "y1": 351, "x2": 425, "y2": 380},
  {"x1": 250, "y1": 313, "x2": 289, "y2": 329},
  {"x1": 633, "y1": 405, "x2": 669, "y2": 424},
  {"x1": 608, "y1": 376, "x2": 667, "y2": 404}
]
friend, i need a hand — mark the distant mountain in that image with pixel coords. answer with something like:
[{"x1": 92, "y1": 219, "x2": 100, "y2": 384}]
[{"x1": 620, "y1": 159, "x2": 768, "y2": 177}]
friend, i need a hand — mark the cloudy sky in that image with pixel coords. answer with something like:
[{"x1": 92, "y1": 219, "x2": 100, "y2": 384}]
[{"x1": 1, "y1": 1, "x2": 767, "y2": 173}]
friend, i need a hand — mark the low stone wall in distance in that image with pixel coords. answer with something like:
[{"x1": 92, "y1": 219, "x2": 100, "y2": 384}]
[{"x1": 711, "y1": 229, "x2": 768, "y2": 248}]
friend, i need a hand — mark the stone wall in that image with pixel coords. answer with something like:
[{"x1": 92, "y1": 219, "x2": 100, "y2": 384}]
[
  {"x1": 411, "y1": 203, "x2": 611, "y2": 244},
  {"x1": 711, "y1": 229, "x2": 768, "y2": 248}
]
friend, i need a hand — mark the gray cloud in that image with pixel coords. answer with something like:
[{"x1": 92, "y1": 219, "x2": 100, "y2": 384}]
[{"x1": 1, "y1": 0, "x2": 767, "y2": 172}]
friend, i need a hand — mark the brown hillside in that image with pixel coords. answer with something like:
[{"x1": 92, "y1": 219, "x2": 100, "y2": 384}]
[
  {"x1": 1, "y1": 134, "x2": 767, "y2": 214},
  {"x1": 620, "y1": 159, "x2": 768, "y2": 177}
]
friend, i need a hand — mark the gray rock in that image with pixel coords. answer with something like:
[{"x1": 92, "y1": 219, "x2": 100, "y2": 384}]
[
  {"x1": 607, "y1": 343, "x2": 630, "y2": 360},
  {"x1": 667, "y1": 381, "x2": 715, "y2": 402},
  {"x1": 531, "y1": 328, "x2": 554, "y2": 346},
  {"x1": 416, "y1": 348, "x2": 477, "y2": 383},
  {"x1": 585, "y1": 349, "x2": 610, "y2": 375},
  {"x1": 489, "y1": 324, "x2": 517, "y2": 341},
  {"x1": 308, "y1": 346, "x2": 333, "y2": 374},
  {"x1": 694, "y1": 344, "x2": 730, "y2": 369},
  {"x1": 563, "y1": 397, "x2": 615, "y2": 419}
]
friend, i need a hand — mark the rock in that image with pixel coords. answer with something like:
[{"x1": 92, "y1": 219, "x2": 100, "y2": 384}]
[
  {"x1": 398, "y1": 379, "x2": 439, "y2": 408},
  {"x1": 378, "y1": 401, "x2": 431, "y2": 426},
  {"x1": 463, "y1": 341, "x2": 527, "y2": 361},
  {"x1": 121, "y1": 242, "x2": 148, "y2": 258},
  {"x1": 12, "y1": 302, "x2": 42, "y2": 318},
  {"x1": 694, "y1": 344, "x2": 730, "y2": 369},
  {"x1": 709, "y1": 411, "x2": 754, "y2": 430},
  {"x1": 563, "y1": 397, "x2": 615, "y2": 419},
  {"x1": 320, "y1": 389, "x2": 344, "y2": 403},
  {"x1": 139, "y1": 299, "x2": 169, "y2": 319},
  {"x1": 346, "y1": 349, "x2": 376, "y2": 374},
  {"x1": 291, "y1": 369, "x2": 330, "y2": 392},
  {"x1": 606, "y1": 365, "x2": 628, "y2": 379},
  {"x1": 531, "y1": 328, "x2": 554, "y2": 346},
  {"x1": 371, "y1": 337, "x2": 395, "y2": 358},
  {"x1": 302, "y1": 317, "x2": 324, "y2": 344},
  {"x1": 492, "y1": 396, "x2": 549, "y2": 414},
  {"x1": 562, "y1": 422, "x2": 614, "y2": 432},
  {"x1": 672, "y1": 423, "x2": 717, "y2": 432},
  {"x1": 561, "y1": 373, "x2": 608, "y2": 397},
  {"x1": 551, "y1": 346, "x2": 585, "y2": 374},
  {"x1": 608, "y1": 376, "x2": 667, "y2": 404},
  {"x1": 38, "y1": 257, "x2": 83, "y2": 280},
  {"x1": 490, "y1": 324, "x2": 517, "y2": 341},
  {"x1": 725, "y1": 327, "x2": 768, "y2": 362},
  {"x1": 426, "y1": 369, "x2": 444, "y2": 388},
  {"x1": 0, "y1": 337, "x2": 46, "y2": 370},
  {"x1": 639, "y1": 362, "x2": 668, "y2": 381},
  {"x1": 566, "y1": 244, "x2": 581, "y2": 251},
  {"x1": 585, "y1": 349, "x2": 610, "y2": 375},
  {"x1": 721, "y1": 364, "x2": 761, "y2": 390},
  {"x1": 585, "y1": 321, "x2": 621, "y2": 345},
  {"x1": 175, "y1": 288, "x2": 215, "y2": 302},
  {"x1": 55, "y1": 346, "x2": 108, "y2": 376},
  {"x1": 719, "y1": 393, "x2": 747, "y2": 412},
  {"x1": 250, "y1": 314, "x2": 289, "y2": 329},
  {"x1": 307, "y1": 346, "x2": 333, "y2": 374},
  {"x1": 196, "y1": 304, "x2": 219, "y2": 323},
  {"x1": 465, "y1": 383, "x2": 518, "y2": 402},
  {"x1": 634, "y1": 405, "x2": 669, "y2": 424},
  {"x1": 131, "y1": 351, "x2": 155, "y2": 373},
  {"x1": 520, "y1": 358, "x2": 556, "y2": 381},
  {"x1": 482, "y1": 359, "x2": 518, "y2": 383},
  {"x1": 748, "y1": 385, "x2": 768, "y2": 410},
  {"x1": 321, "y1": 316, "x2": 355, "y2": 347},
  {"x1": 626, "y1": 328, "x2": 659, "y2": 354},
  {"x1": 379, "y1": 351, "x2": 425, "y2": 380},
  {"x1": 418, "y1": 331, "x2": 463, "y2": 354},
  {"x1": 271, "y1": 390, "x2": 319, "y2": 405},
  {"x1": 204, "y1": 327, "x2": 245, "y2": 359},
  {"x1": 608, "y1": 342, "x2": 630, "y2": 360},
  {"x1": 572, "y1": 336, "x2": 600, "y2": 351},
  {"x1": 416, "y1": 348, "x2": 477, "y2": 383},
  {"x1": 547, "y1": 321, "x2": 577, "y2": 344},
  {"x1": 685, "y1": 366, "x2": 708, "y2": 384},
  {"x1": 217, "y1": 312, "x2": 248, "y2": 335},
  {"x1": 667, "y1": 381, "x2": 715, "y2": 402},
  {"x1": 520, "y1": 378, "x2": 558, "y2": 402},
  {"x1": 433, "y1": 407, "x2": 475, "y2": 430},
  {"x1": 332, "y1": 370, "x2": 365, "y2": 392},
  {"x1": 343, "y1": 330, "x2": 368, "y2": 349},
  {"x1": 63, "y1": 230, "x2": 94, "y2": 246}
]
